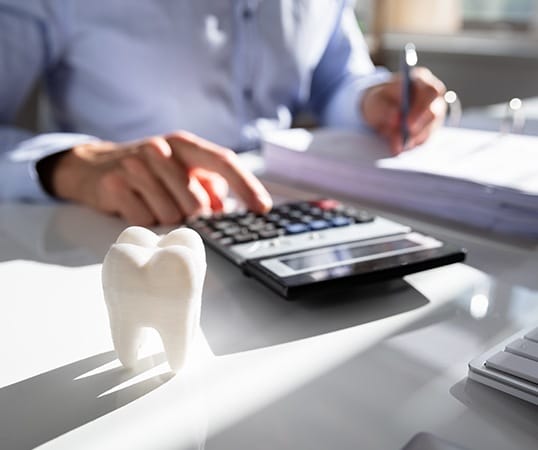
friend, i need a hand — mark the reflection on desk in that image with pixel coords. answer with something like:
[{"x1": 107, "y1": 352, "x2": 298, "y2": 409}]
[
  {"x1": 207, "y1": 275, "x2": 538, "y2": 450},
  {"x1": 0, "y1": 184, "x2": 537, "y2": 449}
]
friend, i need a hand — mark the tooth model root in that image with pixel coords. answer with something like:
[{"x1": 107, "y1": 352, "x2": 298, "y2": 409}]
[
  {"x1": 110, "y1": 319, "x2": 145, "y2": 369},
  {"x1": 102, "y1": 227, "x2": 206, "y2": 373}
]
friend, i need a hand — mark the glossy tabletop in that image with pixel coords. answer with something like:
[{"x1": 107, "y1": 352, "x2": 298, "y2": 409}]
[{"x1": 0, "y1": 176, "x2": 537, "y2": 450}]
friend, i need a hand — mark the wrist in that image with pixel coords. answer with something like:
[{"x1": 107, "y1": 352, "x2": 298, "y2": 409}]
[
  {"x1": 39, "y1": 148, "x2": 86, "y2": 201},
  {"x1": 36, "y1": 151, "x2": 70, "y2": 198}
]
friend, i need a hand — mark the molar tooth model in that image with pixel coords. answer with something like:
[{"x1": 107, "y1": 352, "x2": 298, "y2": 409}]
[{"x1": 102, "y1": 226, "x2": 206, "y2": 372}]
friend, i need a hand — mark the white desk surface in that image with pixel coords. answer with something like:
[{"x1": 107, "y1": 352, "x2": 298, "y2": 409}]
[{"x1": 1, "y1": 179, "x2": 537, "y2": 450}]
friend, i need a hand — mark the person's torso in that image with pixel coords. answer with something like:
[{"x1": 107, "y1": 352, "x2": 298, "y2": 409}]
[{"x1": 42, "y1": 0, "x2": 341, "y2": 149}]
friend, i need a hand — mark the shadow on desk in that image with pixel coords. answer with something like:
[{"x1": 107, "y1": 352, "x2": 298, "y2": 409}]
[
  {"x1": 451, "y1": 378, "x2": 538, "y2": 441},
  {"x1": 0, "y1": 352, "x2": 172, "y2": 450},
  {"x1": 202, "y1": 250, "x2": 430, "y2": 355}
]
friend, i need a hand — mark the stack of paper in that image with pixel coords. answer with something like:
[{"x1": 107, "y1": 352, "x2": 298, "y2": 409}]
[{"x1": 262, "y1": 127, "x2": 538, "y2": 238}]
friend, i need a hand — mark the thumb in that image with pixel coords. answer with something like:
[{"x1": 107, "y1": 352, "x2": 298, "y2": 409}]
[{"x1": 362, "y1": 83, "x2": 400, "y2": 132}]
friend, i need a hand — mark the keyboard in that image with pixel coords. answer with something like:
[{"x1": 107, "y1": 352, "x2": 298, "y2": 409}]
[{"x1": 468, "y1": 324, "x2": 538, "y2": 405}]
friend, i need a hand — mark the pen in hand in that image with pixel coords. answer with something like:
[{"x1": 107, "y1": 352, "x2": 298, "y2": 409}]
[{"x1": 400, "y1": 43, "x2": 418, "y2": 151}]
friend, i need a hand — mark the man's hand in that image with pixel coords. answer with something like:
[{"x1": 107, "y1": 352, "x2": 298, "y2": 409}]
[
  {"x1": 44, "y1": 131, "x2": 272, "y2": 225},
  {"x1": 361, "y1": 67, "x2": 447, "y2": 154}
]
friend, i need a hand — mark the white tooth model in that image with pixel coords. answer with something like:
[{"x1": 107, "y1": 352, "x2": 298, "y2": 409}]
[{"x1": 102, "y1": 226, "x2": 206, "y2": 373}]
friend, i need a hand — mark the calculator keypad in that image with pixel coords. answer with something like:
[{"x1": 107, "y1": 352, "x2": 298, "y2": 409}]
[{"x1": 188, "y1": 199, "x2": 374, "y2": 247}]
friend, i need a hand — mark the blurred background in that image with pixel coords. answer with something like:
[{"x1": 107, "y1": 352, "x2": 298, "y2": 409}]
[
  {"x1": 355, "y1": 0, "x2": 538, "y2": 108},
  {"x1": 16, "y1": 1, "x2": 538, "y2": 131}
]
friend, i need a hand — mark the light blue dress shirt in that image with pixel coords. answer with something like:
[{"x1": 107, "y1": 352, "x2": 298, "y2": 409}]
[{"x1": 0, "y1": 0, "x2": 389, "y2": 202}]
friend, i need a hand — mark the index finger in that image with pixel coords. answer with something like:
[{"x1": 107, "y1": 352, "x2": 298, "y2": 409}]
[{"x1": 165, "y1": 131, "x2": 272, "y2": 213}]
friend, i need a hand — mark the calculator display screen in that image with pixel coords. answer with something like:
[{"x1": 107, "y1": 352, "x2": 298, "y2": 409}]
[{"x1": 280, "y1": 239, "x2": 418, "y2": 271}]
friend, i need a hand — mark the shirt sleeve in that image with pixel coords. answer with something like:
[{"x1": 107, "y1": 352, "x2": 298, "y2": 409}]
[
  {"x1": 0, "y1": 132, "x2": 99, "y2": 202},
  {"x1": 0, "y1": 2, "x2": 99, "y2": 202},
  {"x1": 309, "y1": 1, "x2": 392, "y2": 131}
]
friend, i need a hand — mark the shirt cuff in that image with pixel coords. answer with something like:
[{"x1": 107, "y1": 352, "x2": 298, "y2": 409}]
[
  {"x1": 320, "y1": 67, "x2": 392, "y2": 131},
  {"x1": 1, "y1": 133, "x2": 99, "y2": 202}
]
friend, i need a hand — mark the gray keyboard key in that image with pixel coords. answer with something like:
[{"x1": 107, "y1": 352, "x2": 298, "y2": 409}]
[
  {"x1": 486, "y1": 351, "x2": 538, "y2": 385},
  {"x1": 468, "y1": 324, "x2": 538, "y2": 406},
  {"x1": 524, "y1": 326, "x2": 538, "y2": 343},
  {"x1": 233, "y1": 233, "x2": 258, "y2": 244},
  {"x1": 506, "y1": 338, "x2": 538, "y2": 362}
]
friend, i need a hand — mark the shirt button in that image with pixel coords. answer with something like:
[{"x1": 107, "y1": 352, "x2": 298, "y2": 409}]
[{"x1": 242, "y1": 8, "x2": 253, "y2": 20}]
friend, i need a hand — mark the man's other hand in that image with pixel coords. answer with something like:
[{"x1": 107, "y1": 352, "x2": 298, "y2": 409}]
[{"x1": 361, "y1": 67, "x2": 447, "y2": 154}]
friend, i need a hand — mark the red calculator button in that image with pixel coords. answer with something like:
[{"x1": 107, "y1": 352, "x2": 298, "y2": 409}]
[{"x1": 311, "y1": 199, "x2": 341, "y2": 210}]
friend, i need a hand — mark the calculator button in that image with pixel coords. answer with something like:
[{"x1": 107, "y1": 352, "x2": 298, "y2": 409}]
[
  {"x1": 247, "y1": 222, "x2": 267, "y2": 232},
  {"x1": 237, "y1": 217, "x2": 256, "y2": 226},
  {"x1": 223, "y1": 226, "x2": 243, "y2": 236},
  {"x1": 311, "y1": 199, "x2": 341, "y2": 210},
  {"x1": 344, "y1": 208, "x2": 374, "y2": 223},
  {"x1": 288, "y1": 210, "x2": 303, "y2": 219},
  {"x1": 213, "y1": 220, "x2": 237, "y2": 231},
  {"x1": 308, "y1": 220, "x2": 330, "y2": 231},
  {"x1": 354, "y1": 211, "x2": 375, "y2": 223},
  {"x1": 285, "y1": 223, "x2": 309, "y2": 234},
  {"x1": 209, "y1": 231, "x2": 224, "y2": 240},
  {"x1": 259, "y1": 229, "x2": 281, "y2": 240},
  {"x1": 266, "y1": 213, "x2": 281, "y2": 222},
  {"x1": 300, "y1": 215, "x2": 314, "y2": 223},
  {"x1": 218, "y1": 237, "x2": 235, "y2": 246},
  {"x1": 331, "y1": 216, "x2": 352, "y2": 227},
  {"x1": 233, "y1": 233, "x2": 258, "y2": 244},
  {"x1": 273, "y1": 205, "x2": 291, "y2": 214},
  {"x1": 297, "y1": 201, "x2": 313, "y2": 211},
  {"x1": 342, "y1": 206, "x2": 359, "y2": 216}
]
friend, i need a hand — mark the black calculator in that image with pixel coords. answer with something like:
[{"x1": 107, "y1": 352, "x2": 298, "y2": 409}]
[{"x1": 188, "y1": 199, "x2": 466, "y2": 299}]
